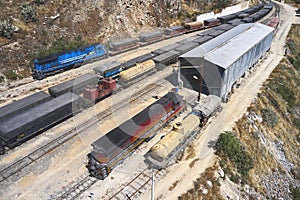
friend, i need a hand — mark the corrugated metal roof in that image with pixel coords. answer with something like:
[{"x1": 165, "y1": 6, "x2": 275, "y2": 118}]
[
  {"x1": 204, "y1": 23, "x2": 274, "y2": 69},
  {"x1": 180, "y1": 23, "x2": 254, "y2": 59}
]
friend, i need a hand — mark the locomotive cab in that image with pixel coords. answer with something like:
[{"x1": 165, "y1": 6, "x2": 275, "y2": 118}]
[{"x1": 87, "y1": 153, "x2": 109, "y2": 180}]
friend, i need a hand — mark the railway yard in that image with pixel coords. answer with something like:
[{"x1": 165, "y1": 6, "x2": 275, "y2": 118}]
[{"x1": 0, "y1": 1, "x2": 299, "y2": 200}]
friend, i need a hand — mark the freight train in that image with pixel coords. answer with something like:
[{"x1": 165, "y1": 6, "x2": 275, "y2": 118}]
[
  {"x1": 145, "y1": 95, "x2": 222, "y2": 169},
  {"x1": 32, "y1": 3, "x2": 272, "y2": 79},
  {"x1": 86, "y1": 91, "x2": 185, "y2": 180}
]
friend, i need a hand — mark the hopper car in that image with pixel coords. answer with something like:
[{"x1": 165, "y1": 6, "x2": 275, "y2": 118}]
[
  {"x1": 153, "y1": 50, "x2": 180, "y2": 67},
  {"x1": 139, "y1": 31, "x2": 164, "y2": 45},
  {"x1": 203, "y1": 18, "x2": 221, "y2": 27},
  {"x1": 87, "y1": 92, "x2": 185, "y2": 180},
  {"x1": 108, "y1": 38, "x2": 138, "y2": 56},
  {"x1": 145, "y1": 95, "x2": 221, "y2": 169},
  {"x1": 0, "y1": 92, "x2": 84, "y2": 154},
  {"x1": 0, "y1": 91, "x2": 51, "y2": 121},
  {"x1": 48, "y1": 73, "x2": 98, "y2": 97},
  {"x1": 164, "y1": 26, "x2": 186, "y2": 37}
]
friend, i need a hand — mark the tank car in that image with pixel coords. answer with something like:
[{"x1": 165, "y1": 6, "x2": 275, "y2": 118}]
[
  {"x1": 145, "y1": 95, "x2": 222, "y2": 169},
  {"x1": 184, "y1": 21, "x2": 204, "y2": 33},
  {"x1": 145, "y1": 114, "x2": 200, "y2": 169},
  {"x1": 119, "y1": 60, "x2": 156, "y2": 84}
]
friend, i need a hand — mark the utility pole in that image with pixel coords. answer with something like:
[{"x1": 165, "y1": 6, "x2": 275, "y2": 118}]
[{"x1": 151, "y1": 171, "x2": 154, "y2": 200}]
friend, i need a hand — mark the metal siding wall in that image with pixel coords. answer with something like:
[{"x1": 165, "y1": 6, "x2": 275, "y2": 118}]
[{"x1": 220, "y1": 31, "x2": 274, "y2": 99}]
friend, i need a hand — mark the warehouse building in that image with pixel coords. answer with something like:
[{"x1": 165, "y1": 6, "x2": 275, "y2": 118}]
[{"x1": 179, "y1": 23, "x2": 274, "y2": 101}]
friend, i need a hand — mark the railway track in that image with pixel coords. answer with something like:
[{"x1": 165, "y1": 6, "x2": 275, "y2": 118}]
[
  {"x1": 0, "y1": 82, "x2": 163, "y2": 183},
  {"x1": 56, "y1": 175, "x2": 98, "y2": 200},
  {"x1": 261, "y1": 1, "x2": 280, "y2": 24},
  {"x1": 108, "y1": 168, "x2": 162, "y2": 200},
  {"x1": 55, "y1": 168, "x2": 164, "y2": 200}
]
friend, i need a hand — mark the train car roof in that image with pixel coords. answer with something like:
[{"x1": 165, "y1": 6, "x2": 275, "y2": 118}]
[
  {"x1": 110, "y1": 38, "x2": 137, "y2": 47},
  {"x1": 48, "y1": 73, "x2": 97, "y2": 95},
  {"x1": 175, "y1": 42, "x2": 199, "y2": 54},
  {"x1": 152, "y1": 43, "x2": 181, "y2": 55},
  {"x1": 152, "y1": 50, "x2": 180, "y2": 63},
  {"x1": 0, "y1": 91, "x2": 51, "y2": 120},
  {"x1": 0, "y1": 92, "x2": 82, "y2": 141},
  {"x1": 92, "y1": 92, "x2": 183, "y2": 156},
  {"x1": 139, "y1": 31, "x2": 162, "y2": 39},
  {"x1": 93, "y1": 61, "x2": 121, "y2": 74}
]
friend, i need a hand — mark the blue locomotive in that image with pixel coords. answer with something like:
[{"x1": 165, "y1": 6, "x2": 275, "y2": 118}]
[{"x1": 32, "y1": 44, "x2": 107, "y2": 79}]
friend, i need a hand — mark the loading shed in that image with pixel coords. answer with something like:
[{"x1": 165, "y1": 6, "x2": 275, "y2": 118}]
[{"x1": 179, "y1": 23, "x2": 274, "y2": 101}]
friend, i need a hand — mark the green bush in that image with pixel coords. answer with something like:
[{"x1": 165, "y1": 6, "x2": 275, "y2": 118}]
[
  {"x1": 0, "y1": 19, "x2": 15, "y2": 39},
  {"x1": 4, "y1": 70, "x2": 18, "y2": 80},
  {"x1": 36, "y1": 36, "x2": 86, "y2": 58},
  {"x1": 290, "y1": 187, "x2": 300, "y2": 200},
  {"x1": 262, "y1": 108, "x2": 278, "y2": 127},
  {"x1": 20, "y1": 2, "x2": 36, "y2": 22},
  {"x1": 216, "y1": 131, "x2": 254, "y2": 178}
]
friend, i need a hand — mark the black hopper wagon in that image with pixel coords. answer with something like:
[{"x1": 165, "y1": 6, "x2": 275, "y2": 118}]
[
  {"x1": 48, "y1": 73, "x2": 98, "y2": 97},
  {"x1": 0, "y1": 91, "x2": 51, "y2": 121},
  {"x1": 0, "y1": 92, "x2": 83, "y2": 154}
]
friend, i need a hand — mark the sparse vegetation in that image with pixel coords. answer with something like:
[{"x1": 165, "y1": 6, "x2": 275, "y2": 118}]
[
  {"x1": 216, "y1": 131, "x2": 254, "y2": 179},
  {"x1": 4, "y1": 70, "x2": 22, "y2": 80},
  {"x1": 290, "y1": 187, "x2": 300, "y2": 200},
  {"x1": 0, "y1": 75, "x2": 5, "y2": 82},
  {"x1": 262, "y1": 108, "x2": 278, "y2": 127},
  {"x1": 20, "y1": 2, "x2": 36, "y2": 23},
  {"x1": 35, "y1": 36, "x2": 86, "y2": 58},
  {"x1": 178, "y1": 164, "x2": 224, "y2": 199},
  {"x1": 0, "y1": 19, "x2": 15, "y2": 39}
]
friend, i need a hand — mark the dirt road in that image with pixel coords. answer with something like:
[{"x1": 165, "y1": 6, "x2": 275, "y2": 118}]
[{"x1": 139, "y1": 2, "x2": 299, "y2": 199}]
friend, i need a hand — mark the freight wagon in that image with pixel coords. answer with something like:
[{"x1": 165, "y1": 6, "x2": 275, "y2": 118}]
[
  {"x1": 0, "y1": 92, "x2": 83, "y2": 154},
  {"x1": 48, "y1": 73, "x2": 98, "y2": 97},
  {"x1": 109, "y1": 38, "x2": 138, "y2": 56},
  {"x1": 0, "y1": 91, "x2": 51, "y2": 121}
]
